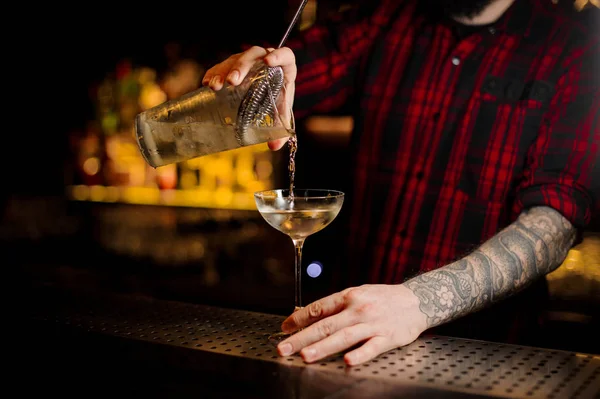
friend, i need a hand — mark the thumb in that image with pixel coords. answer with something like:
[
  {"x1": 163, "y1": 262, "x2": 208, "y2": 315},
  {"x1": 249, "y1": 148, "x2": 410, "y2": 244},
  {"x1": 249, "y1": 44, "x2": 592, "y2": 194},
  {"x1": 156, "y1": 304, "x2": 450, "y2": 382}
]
[{"x1": 268, "y1": 138, "x2": 289, "y2": 151}]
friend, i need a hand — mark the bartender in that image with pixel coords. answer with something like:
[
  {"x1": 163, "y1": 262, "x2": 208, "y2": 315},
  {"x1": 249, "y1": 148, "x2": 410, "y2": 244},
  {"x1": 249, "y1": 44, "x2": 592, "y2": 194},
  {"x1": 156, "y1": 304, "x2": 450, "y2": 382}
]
[{"x1": 202, "y1": 0, "x2": 600, "y2": 365}]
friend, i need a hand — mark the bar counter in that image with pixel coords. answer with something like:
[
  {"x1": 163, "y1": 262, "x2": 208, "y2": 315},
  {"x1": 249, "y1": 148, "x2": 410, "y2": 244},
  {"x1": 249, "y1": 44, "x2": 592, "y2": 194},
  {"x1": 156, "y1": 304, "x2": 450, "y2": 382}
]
[{"x1": 24, "y1": 285, "x2": 599, "y2": 398}]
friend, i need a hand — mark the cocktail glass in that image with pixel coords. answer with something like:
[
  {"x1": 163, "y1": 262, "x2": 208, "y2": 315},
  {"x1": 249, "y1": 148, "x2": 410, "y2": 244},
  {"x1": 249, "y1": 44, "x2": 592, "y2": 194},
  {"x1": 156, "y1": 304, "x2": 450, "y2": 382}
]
[{"x1": 254, "y1": 189, "x2": 344, "y2": 344}]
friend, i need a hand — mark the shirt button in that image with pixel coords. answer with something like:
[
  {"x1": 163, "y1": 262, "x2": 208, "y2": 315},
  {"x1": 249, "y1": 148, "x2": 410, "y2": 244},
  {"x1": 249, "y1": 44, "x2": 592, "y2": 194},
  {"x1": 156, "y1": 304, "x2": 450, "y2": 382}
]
[
  {"x1": 451, "y1": 56, "x2": 461, "y2": 66},
  {"x1": 488, "y1": 26, "x2": 496, "y2": 35}
]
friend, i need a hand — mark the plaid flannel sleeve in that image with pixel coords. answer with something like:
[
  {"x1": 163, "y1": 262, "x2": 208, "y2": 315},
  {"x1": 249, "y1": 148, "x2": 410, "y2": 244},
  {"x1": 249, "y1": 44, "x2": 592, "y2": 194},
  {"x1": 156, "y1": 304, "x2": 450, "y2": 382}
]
[{"x1": 512, "y1": 37, "x2": 600, "y2": 230}]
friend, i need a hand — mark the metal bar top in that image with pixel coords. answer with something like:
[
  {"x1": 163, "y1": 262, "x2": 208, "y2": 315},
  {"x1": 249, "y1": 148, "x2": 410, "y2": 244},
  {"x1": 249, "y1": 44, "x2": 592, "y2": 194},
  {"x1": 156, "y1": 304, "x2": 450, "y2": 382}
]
[{"x1": 27, "y1": 287, "x2": 600, "y2": 398}]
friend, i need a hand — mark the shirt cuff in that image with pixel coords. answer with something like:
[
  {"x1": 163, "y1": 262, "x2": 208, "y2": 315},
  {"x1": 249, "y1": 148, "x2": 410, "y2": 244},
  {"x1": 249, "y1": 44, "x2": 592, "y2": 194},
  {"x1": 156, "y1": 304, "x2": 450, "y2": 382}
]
[{"x1": 512, "y1": 183, "x2": 593, "y2": 230}]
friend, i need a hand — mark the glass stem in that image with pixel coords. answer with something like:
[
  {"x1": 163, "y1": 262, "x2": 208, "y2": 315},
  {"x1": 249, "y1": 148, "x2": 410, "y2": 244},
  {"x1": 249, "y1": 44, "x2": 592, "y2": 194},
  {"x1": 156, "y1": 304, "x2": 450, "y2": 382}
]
[{"x1": 292, "y1": 239, "x2": 305, "y2": 310}]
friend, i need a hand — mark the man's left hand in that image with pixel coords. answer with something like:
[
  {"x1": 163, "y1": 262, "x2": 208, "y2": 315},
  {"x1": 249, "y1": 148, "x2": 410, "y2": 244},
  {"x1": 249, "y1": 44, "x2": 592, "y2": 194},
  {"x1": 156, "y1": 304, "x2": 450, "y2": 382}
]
[{"x1": 277, "y1": 284, "x2": 428, "y2": 366}]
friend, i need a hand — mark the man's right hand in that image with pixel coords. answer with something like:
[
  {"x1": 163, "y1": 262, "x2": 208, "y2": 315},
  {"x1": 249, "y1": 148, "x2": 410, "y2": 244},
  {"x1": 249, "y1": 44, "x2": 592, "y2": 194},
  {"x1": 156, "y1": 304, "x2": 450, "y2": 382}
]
[{"x1": 202, "y1": 46, "x2": 297, "y2": 151}]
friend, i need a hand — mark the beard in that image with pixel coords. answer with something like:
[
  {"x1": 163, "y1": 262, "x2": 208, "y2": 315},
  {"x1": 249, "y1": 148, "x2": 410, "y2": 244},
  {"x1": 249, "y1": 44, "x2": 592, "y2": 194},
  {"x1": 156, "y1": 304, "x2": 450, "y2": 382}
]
[{"x1": 421, "y1": 0, "x2": 495, "y2": 19}]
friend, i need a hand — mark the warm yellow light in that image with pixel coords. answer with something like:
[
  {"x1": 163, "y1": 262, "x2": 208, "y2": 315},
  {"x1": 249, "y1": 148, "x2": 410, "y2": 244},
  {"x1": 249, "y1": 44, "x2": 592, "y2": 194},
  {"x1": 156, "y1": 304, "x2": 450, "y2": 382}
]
[
  {"x1": 256, "y1": 160, "x2": 273, "y2": 180},
  {"x1": 136, "y1": 67, "x2": 157, "y2": 85},
  {"x1": 186, "y1": 157, "x2": 206, "y2": 169},
  {"x1": 212, "y1": 157, "x2": 234, "y2": 186},
  {"x1": 90, "y1": 185, "x2": 106, "y2": 201},
  {"x1": 189, "y1": 241, "x2": 205, "y2": 258},
  {"x1": 234, "y1": 192, "x2": 257, "y2": 209},
  {"x1": 139, "y1": 83, "x2": 167, "y2": 110},
  {"x1": 67, "y1": 184, "x2": 262, "y2": 210},
  {"x1": 237, "y1": 169, "x2": 254, "y2": 187},
  {"x1": 129, "y1": 162, "x2": 146, "y2": 187},
  {"x1": 123, "y1": 187, "x2": 161, "y2": 204},
  {"x1": 575, "y1": 0, "x2": 599, "y2": 11},
  {"x1": 214, "y1": 187, "x2": 233, "y2": 206},
  {"x1": 105, "y1": 186, "x2": 120, "y2": 202},
  {"x1": 236, "y1": 153, "x2": 255, "y2": 187},
  {"x1": 248, "y1": 181, "x2": 268, "y2": 193},
  {"x1": 71, "y1": 185, "x2": 89, "y2": 200},
  {"x1": 180, "y1": 171, "x2": 198, "y2": 189},
  {"x1": 83, "y1": 157, "x2": 100, "y2": 176},
  {"x1": 255, "y1": 143, "x2": 270, "y2": 152}
]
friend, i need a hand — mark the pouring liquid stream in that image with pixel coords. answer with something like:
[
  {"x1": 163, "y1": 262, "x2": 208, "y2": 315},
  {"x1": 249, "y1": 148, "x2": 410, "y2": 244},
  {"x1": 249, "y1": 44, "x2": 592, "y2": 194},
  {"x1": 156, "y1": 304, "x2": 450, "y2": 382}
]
[{"x1": 288, "y1": 135, "x2": 298, "y2": 202}]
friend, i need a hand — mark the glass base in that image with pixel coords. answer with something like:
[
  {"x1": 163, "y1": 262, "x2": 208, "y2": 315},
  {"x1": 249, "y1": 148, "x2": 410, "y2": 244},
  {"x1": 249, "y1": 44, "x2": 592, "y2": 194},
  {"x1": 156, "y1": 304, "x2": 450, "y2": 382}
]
[
  {"x1": 268, "y1": 306, "x2": 303, "y2": 348},
  {"x1": 268, "y1": 331, "x2": 294, "y2": 347}
]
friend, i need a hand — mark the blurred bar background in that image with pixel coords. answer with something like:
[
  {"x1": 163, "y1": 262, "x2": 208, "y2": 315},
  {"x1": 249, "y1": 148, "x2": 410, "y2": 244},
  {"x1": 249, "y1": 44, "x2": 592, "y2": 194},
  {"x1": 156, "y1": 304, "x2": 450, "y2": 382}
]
[{"x1": 8, "y1": 0, "x2": 599, "y2": 355}]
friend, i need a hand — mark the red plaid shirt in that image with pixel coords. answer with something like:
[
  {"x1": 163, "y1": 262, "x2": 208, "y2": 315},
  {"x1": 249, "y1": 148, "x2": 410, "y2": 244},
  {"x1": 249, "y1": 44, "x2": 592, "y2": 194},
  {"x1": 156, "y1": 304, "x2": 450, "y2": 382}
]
[{"x1": 287, "y1": 0, "x2": 600, "y2": 286}]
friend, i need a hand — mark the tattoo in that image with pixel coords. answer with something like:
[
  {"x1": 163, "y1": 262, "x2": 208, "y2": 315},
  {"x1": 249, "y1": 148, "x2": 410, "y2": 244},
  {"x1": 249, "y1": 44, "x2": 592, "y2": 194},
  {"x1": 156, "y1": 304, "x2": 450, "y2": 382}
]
[{"x1": 404, "y1": 206, "x2": 576, "y2": 328}]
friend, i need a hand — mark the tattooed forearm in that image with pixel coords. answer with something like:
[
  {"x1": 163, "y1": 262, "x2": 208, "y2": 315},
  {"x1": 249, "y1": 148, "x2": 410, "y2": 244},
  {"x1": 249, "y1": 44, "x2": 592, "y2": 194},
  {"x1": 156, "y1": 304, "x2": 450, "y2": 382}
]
[{"x1": 404, "y1": 206, "x2": 576, "y2": 328}]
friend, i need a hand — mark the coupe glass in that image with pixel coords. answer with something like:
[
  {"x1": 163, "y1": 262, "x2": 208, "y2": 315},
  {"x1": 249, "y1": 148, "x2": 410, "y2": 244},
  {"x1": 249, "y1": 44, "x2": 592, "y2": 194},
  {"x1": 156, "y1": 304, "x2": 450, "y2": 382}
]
[{"x1": 254, "y1": 189, "x2": 344, "y2": 344}]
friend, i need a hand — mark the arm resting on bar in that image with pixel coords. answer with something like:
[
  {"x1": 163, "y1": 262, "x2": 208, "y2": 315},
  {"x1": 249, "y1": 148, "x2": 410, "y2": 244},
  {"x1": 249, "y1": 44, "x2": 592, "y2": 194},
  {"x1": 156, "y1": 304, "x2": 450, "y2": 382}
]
[{"x1": 404, "y1": 205, "x2": 577, "y2": 329}]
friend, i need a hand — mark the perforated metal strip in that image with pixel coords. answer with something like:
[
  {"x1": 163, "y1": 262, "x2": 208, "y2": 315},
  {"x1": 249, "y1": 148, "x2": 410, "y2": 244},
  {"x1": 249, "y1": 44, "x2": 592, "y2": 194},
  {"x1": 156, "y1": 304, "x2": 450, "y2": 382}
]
[{"x1": 31, "y1": 293, "x2": 600, "y2": 399}]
